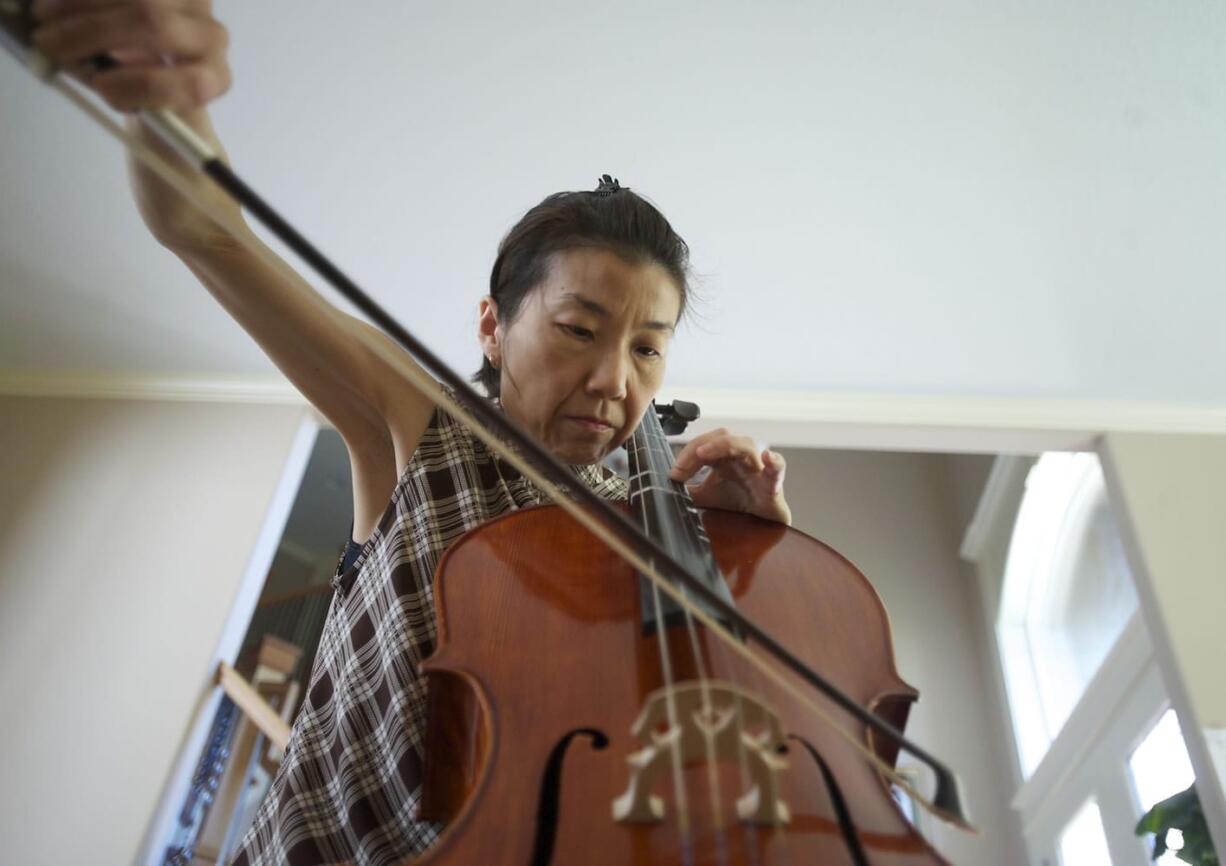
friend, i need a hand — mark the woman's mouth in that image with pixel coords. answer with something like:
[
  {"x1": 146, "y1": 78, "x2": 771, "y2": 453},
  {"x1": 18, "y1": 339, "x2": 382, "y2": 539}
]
[{"x1": 567, "y1": 416, "x2": 614, "y2": 432}]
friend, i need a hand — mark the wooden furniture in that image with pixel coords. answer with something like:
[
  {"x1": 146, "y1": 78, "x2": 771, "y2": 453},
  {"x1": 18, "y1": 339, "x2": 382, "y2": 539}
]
[{"x1": 189, "y1": 637, "x2": 302, "y2": 866}]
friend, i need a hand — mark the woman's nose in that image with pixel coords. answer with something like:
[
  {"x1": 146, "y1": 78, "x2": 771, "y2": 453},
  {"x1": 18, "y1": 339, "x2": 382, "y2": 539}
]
[{"x1": 586, "y1": 350, "x2": 630, "y2": 400}]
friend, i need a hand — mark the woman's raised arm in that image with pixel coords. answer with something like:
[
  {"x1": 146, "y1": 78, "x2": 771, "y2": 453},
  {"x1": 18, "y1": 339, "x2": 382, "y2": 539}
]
[{"x1": 31, "y1": 0, "x2": 440, "y2": 540}]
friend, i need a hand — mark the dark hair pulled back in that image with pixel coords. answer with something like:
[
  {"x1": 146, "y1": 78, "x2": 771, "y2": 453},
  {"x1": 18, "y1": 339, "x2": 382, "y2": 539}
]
[{"x1": 475, "y1": 177, "x2": 691, "y2": 397}]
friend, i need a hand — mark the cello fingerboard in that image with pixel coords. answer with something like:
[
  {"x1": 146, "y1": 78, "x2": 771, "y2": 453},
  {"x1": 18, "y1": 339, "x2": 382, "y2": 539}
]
[{"x1": 626, "y1": 404, "x2": 736, "y2": 635}]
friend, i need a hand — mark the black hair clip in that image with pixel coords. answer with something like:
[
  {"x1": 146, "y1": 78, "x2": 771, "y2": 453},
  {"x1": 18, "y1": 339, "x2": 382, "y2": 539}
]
[{"x1": 594, "y1": 174, "x2": 624, "y2": 196}]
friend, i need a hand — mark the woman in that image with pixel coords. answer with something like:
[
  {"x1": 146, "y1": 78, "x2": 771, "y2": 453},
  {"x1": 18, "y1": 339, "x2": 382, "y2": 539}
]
[{"x1": 31, "y1": 3, "x2": 792, "y2": 863}]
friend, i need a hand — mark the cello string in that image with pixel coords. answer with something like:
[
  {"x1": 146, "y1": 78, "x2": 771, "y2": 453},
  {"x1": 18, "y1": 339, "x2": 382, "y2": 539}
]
[
  {"x1": 665, "y1": 488, "x2": 779, "y2": 866},
  {"x1": 729, "y1": 659, "x2": 792, "y2": 866},
  {"x1": 651, "y1": 410, "x2": 781, "y2": 866},
  {"x1": 690, "y1": 468, "x2": 793, "y2": 864},
  {"x1": 636, "y1": 447, "x2": 695, "y2": 860},
  {"x1": 675, "y1": 583, "x2": 728, "y2": 846},
  {"x1": 45, "y1": 73, "x2": 965, "y2": 831},
  {"x1": 631, "y1": 432, "x2": 703, "y2": 856},
  {"x1": 691, "y1": 598, "x2": 783, "y2": 866},
  {"x1": 631, "y1": 431, "x2": 693, "y2": 852},
  {"x1": 645, "y1": 422, "x2": 730, "y2": 864}
]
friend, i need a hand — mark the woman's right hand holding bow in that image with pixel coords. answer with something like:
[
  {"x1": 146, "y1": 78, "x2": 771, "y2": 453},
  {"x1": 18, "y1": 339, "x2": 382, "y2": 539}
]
[
  {"x1": 26, "y1": 0, "x2": 439, "y2": 544},
  {"x1": 30, "y1": 0, "x2": 241, "y2": 253}
]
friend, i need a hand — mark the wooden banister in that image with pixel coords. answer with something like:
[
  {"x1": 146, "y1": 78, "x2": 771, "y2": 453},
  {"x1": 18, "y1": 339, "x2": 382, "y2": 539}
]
[
  {"x1": 214, "y1": 662, "x2": 291, "y2": 752},
  {"x1": 255, "y1": 582, "x2": 334, "y2": 609}
]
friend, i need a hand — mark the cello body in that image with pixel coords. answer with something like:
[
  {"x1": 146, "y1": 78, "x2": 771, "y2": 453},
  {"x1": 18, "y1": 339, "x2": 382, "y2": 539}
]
[{"x1": 416, "y1": 504, "x2": 951, "y2": 865}]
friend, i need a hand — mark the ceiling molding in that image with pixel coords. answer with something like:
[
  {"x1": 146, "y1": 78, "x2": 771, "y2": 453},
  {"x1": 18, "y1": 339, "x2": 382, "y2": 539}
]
[
  {"x1": 3, "y1": 372, "x2": 1224, "y2": 450},
  {"x1": 668, "y1": 388, "x2": 1226, "y2": 435},
  {"x1": 0, "y1": 371, "x2": 305, "y2": 404},
  {"x1": 667, "y1": 388, "x2": 1226, "y2": 454}
]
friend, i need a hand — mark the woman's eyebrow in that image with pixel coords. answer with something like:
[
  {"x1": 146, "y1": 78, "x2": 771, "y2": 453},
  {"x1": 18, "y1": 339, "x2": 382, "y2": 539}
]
[{"x1": 559, "y1": 291, "x2": 675, "y2": 333}]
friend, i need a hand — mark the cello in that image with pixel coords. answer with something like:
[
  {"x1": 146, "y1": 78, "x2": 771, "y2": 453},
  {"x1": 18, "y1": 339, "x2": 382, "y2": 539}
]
[
  {"x1": 417, "y1": 401, "x2": 956, "y2": 864},
  {"x1": 0, "y1": 6, "x2": 975, "y2": 861}
]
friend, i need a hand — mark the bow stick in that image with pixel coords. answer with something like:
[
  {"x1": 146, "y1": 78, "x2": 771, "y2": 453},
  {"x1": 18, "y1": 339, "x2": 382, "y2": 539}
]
[{"x1": 0, "y1": 3, "x2": 974, "y2": 832}]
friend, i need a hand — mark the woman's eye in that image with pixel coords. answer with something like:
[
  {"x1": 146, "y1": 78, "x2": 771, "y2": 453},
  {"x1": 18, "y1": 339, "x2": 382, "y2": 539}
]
[
  {"x1": 636, "y1": 345, "x2": 662, "y2": 359},
  {"x1": 559, "y1": 324, "x2": 594, "y2": 340}
]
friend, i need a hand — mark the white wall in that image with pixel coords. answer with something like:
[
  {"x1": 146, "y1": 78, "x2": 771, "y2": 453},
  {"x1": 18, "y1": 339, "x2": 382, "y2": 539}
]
[
  {"x1": 781, "y1": 447, "x2": 1026, "y2": 865},
  {"x1": 1100, "y1": 432, "x2": 1226, "y2": 858},
  {"x1": 14, "y1": 395, "x2": 1215, "y2": 866},
  {"x1": 0, "y1": 396, "x2": 310, "y2": 866}
]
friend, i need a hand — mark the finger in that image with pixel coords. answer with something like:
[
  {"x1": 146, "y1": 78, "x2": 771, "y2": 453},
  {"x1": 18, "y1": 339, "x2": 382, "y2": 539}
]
[
  {"x1": 669, "y1": 442, "x2": 701, "y2": 479},
  {"x1": 669, "y1": 428, "x2": 729, "y2": 476},
  {"x1": 92, "y1": 59, "x2": 230, "y2": 112},
  {"x1": 31, "y1": 0, "x2": 202, "y2": 23},
  {"x1": 669, "y1": 447, "x2": 703, "y2": 483},
  {"x1": 110, "y1": 46, "x2": 170, "y2": 65},
  {"x1": 762, "y1": 449, "x2": 786, "y2": 492},
  {"x1": 695, "y1": 435, "x2": 764, "y2": 472},
  {"x1": 671, "y1": 443, "x2": 762, "y2": 484},
  {"x1": 671, "y1": 431, "x2": 764, "y2": 480},
  {"x1": 30, "y1": 0, "x2": 113, "y2": 22},
  {"x1": 32, "y1": 5, "x2": 227, "y2": 68},
  {"x1": 62, "y1": 45, "x2": 156, "y2": 85}
]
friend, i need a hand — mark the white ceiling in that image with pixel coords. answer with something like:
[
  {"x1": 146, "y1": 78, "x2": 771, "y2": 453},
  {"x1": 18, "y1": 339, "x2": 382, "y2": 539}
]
[{"x1": 2, "y1": 1, "x2": 1223, "y2": 405}]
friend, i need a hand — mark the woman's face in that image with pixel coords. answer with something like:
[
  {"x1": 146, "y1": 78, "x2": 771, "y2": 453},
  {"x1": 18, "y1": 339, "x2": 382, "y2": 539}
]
[{"x1": 478, "y1": 247, "x2": 681, "y2": 465}]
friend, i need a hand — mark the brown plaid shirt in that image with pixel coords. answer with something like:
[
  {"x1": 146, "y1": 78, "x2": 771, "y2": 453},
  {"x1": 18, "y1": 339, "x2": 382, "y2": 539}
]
[{"x1": 229, "y1": 396, "x2": 626, "y2": 866}]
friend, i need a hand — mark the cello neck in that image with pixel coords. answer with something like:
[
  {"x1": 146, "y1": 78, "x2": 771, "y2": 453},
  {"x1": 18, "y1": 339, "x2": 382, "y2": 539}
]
[{"x1": 626, "y1": 405, "x2": 737, "y2": 633}]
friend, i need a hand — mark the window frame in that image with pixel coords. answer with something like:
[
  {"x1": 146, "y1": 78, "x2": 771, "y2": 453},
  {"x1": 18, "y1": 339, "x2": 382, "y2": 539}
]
[
  {"x1": 997, "y1": 452, "x2": 1139, "y2": 776},
  {"x1": 965, "y1": 454, "x2": 1186, "y2": 866}
]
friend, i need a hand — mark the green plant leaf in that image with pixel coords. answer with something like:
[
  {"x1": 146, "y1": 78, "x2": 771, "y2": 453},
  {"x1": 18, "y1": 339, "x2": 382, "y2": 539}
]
[{"x1": 1135, "y1": 785, "x2": 1219, "y2": 865}]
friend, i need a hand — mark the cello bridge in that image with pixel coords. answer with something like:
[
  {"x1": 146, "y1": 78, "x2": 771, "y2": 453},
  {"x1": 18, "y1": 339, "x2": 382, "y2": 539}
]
[{"x1": 611, "y1": 680, "x2": 790, "y2": 826}]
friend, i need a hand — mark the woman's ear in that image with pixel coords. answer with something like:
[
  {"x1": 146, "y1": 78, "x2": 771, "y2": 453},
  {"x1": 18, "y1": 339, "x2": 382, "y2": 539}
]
[{"x1": 476, "y1": 296, "x2": 502, "y2": 369}]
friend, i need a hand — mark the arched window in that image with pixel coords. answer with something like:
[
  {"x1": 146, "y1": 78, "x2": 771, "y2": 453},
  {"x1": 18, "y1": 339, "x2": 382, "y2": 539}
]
[
  {"x1": 997, "y1": 453, "x2": 1138, "y2": 776},
  {"x1": 967, "y1": 451, "x2": 1208, "y2": 865}
]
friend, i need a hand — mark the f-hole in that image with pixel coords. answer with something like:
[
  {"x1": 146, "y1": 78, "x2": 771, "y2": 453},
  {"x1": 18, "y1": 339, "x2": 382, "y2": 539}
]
[
  {"x1": 789, "y1": 734, "x2": 870, "y2": 866},
  {"x1": 531, "y1": 727, "x2": 610, "y2": 866}
]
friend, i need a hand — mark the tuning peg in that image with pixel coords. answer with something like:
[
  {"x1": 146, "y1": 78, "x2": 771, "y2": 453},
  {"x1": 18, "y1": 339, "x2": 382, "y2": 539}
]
[{"x1": 654, "y1": 399, "x2": 701, "y2": 435}]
